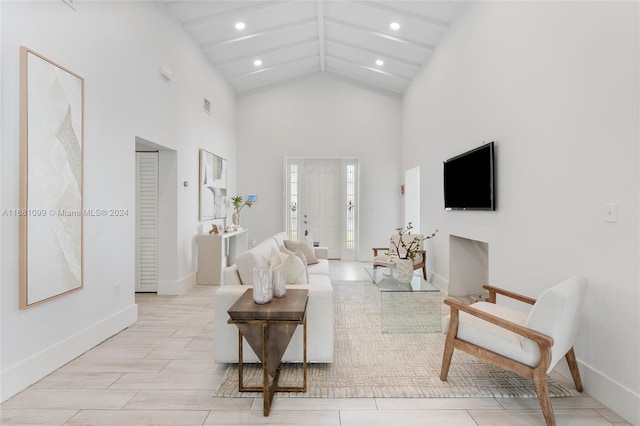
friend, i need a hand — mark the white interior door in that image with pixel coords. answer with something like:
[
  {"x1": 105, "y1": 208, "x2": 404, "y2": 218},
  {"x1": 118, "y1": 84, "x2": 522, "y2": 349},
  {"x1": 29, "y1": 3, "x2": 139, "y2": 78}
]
[
  {"x1": 404, "y1": 166, "x2": 420, "y2": 233},
  {"x1": 301, "y1": 159, "x2": 341, "y2": 258},
  {"x1": 136, "y1": 152, "x2": 159, "y2": 292}
]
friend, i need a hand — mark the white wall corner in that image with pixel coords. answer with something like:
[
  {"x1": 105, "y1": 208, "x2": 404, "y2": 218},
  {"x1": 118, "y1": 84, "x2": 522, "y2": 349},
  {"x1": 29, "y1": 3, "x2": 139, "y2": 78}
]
[
  {"x1": 157, "y1": 272, "x2": 196, "y2": 296},
  {"x1": 0, "y1": 304, "x2": 137, "y2": 402}
]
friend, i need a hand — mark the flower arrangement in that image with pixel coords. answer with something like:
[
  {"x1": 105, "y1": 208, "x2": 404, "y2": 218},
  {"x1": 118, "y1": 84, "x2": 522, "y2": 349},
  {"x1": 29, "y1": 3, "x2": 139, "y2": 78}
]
[
  {"x1": 389, "y1": 222, "x2": 438, "y2": 261},
  {"x1": 231, "y1": 195, "x2": 254, "y2": 213}
]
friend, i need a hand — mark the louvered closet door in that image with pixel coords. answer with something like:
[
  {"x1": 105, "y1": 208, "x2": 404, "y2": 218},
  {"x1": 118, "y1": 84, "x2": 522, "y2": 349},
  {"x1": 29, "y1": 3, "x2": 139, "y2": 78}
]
[{"x1": 136, "y1": 152, "x2": 159, "y2": 292}]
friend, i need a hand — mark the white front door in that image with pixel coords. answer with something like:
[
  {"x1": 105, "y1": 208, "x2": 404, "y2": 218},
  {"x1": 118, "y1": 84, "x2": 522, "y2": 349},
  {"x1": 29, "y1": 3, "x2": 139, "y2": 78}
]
[
  {"x1": 301, "y1": 159, "x2": 341, "y2": 259},
  {"x1": 285, "y1": 158, "x2": 359, "y2": 260}
]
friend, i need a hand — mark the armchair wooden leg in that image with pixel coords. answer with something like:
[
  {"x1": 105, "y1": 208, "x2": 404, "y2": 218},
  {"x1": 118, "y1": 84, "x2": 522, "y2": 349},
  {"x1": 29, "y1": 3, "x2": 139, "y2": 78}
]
[
  {"x1": 422, "y1": 265, "x2": 427, "y2": 281},
  {"x1": 565, "y1": 348, "x2": 583, "y2": 392},
  {"x1": 532, "y1": 367, "x2": 556, "y2": 426},
  {"x1": 440, "y1": 337, "x2": 455, "y2": 381},
  {"x1": 440, "y1": 310, "x2": 459, "y2": 381}
]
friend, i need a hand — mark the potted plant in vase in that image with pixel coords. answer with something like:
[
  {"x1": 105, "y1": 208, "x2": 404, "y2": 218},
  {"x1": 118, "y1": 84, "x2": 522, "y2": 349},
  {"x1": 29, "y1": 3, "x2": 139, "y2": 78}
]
[
  {"x1": 389, "y1": 222, "x2": 438, "y2": 283},
  {"x1": 230, "y1": 195, "x2": 254, "y2": 227}
]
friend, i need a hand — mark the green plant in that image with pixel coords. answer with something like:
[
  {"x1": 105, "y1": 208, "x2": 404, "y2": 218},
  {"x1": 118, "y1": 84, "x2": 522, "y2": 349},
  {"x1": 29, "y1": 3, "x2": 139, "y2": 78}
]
[
  {"x1": 389, "y1": 222, "x2": 438, "y2": 261},
  {"x1": 231, "y1": 195, "x2": 254, "y2": 213}
]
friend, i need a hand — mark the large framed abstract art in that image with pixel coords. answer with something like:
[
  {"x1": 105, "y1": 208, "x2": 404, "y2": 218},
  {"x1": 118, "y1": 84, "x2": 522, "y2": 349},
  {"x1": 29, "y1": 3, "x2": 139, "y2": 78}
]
[
  {"x1": 19, "y1": 47, "x2": 84, "y2": 309},
  {"x1": 199, "y1": 149, "x2": 227, "y2": 220}
]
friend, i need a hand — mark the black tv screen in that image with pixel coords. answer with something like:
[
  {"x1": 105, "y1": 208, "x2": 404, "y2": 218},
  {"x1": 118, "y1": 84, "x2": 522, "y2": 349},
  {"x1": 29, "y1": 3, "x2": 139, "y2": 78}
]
[{"x1": 444, "y1": 142, "x2": 495, "y2": 211}]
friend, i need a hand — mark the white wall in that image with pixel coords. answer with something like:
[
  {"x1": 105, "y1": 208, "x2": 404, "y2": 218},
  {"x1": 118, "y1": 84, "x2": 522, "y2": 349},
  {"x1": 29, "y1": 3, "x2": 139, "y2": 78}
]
[
  {"x1": 0, "y1": 1, "x2": 235, "y2": 400},
  {"x1": 403, "y1": 1, "x2": 639, "y2": 423},
  {"x1": 236, "y1": 73, "x2": 403, "y2": 259}
]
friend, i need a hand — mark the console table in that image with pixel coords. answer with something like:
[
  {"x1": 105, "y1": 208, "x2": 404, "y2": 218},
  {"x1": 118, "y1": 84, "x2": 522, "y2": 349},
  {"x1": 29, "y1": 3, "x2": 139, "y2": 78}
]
[
  {"x1": 227, "y1": 289, "x2": 308, "y2": 416},
  {"x1": 196, "y1": 228, "x2": 248, "y2": 285}
]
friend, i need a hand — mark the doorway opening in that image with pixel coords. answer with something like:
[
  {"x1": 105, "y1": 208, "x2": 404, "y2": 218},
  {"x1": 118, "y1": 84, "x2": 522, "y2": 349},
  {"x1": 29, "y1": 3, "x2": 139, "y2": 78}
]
[
  {"x1": 404, "y1": 166, "x2": 421, "y2": 232},
  {"x1": 284, "y1": 158, "x2": 359, "y2": 260},
  {"x1": 135, "y1": 137, "x2": 177, "y2": 293}
]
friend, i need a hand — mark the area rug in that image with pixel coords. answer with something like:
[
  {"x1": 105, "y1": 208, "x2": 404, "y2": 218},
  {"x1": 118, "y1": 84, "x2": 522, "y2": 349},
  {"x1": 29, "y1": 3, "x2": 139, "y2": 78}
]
[{"x1": 214, "y1": 280, "x2": 575, "y2": 398}]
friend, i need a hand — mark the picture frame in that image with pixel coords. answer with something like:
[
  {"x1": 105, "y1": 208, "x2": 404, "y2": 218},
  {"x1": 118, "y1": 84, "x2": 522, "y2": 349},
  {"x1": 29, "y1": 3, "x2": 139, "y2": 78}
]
[
  {"x1": 19, "y1": 47, "x2": 84, "y2": 309},
  {"x1": 199, "y1": 149, "x2": 227, "y2": 220}
]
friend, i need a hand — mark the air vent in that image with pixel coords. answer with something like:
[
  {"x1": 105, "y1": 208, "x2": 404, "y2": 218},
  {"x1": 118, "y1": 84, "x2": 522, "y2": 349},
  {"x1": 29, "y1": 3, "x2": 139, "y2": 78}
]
[{"x1": 203, "y1": 98, "x2": 211, "y2": 114}]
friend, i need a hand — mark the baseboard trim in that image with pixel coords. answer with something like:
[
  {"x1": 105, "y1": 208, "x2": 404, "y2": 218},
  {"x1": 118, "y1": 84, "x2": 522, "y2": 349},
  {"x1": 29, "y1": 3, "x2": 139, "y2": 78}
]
[
  {"x1": 157, "y1": 272, "x2": 196, "y2": 295},
  {"x1": 430, "y1": 270, "x2": 449, "y2": 294},
  {"x1": 0, "y1": 303, "x2": 137, "y2": 402},
  {"x1": 571, "y1": 360, "x2": 639, "y2": 425}
]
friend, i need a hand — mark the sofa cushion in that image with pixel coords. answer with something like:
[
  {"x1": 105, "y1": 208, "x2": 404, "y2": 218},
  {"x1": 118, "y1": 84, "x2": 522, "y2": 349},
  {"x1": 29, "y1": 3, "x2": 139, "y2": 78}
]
[
  {"x1": 293, "y1": 250, "x2": 310, "y2": 282},
  {"x1": 307, "y1": 259, "x2": 329, "y2": 275},
  {"x1": 442, "y1": 302, "x2": 539, "y2": 367},
  {"x1": 307, "y1": 273, "x2": 330, "y2": 286},
  {"x1": 280, "y1": 245, "x2": 294, "y2": 256},
  {"x1": 282, "y1": 253, "x2": 308, "y2": 284},
  {"x1": 272, "y1": 231, "x2": 291, "y2": 248},
  {"x1": 284, "y1": 239, "x2": 319, "y2": 264},
  {"x1": 269, "y1": 247, "x2": 288, "y2": 268},
  {"x1": 235, "y1": 238, "x2": 277, "y2": 285},
  {"x1": 294, "y1": 248, "x2": 307, "y2": 265}
]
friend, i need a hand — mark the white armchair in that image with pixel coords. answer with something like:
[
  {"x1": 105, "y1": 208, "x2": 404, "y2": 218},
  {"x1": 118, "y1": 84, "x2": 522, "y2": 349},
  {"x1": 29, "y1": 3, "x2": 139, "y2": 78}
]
[{"x1": 440, "y1": 276, "x2": 588, "y2": 426}]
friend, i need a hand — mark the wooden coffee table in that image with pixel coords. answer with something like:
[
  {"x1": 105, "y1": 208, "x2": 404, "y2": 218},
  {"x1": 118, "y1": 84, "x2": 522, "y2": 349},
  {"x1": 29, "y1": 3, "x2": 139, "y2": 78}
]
[{"x1": 227, "y1": 289, "x2": 308, "y2": 416}]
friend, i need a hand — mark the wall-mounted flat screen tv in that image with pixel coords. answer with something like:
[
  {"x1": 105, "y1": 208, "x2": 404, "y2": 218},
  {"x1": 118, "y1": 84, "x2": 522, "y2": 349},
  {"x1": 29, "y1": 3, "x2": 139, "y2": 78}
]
[{"x1": 443, "y1": 142, "x2": 495, "y2": 211}]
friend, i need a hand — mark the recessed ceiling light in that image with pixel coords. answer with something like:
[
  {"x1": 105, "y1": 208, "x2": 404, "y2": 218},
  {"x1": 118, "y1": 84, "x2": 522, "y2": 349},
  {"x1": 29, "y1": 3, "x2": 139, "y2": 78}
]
[
  {"x1": 235, "y1": 22, "x2": 246, "y2": 30},
  {"x1": 254, "y1": 59, "x2": 262, "y2": 66},
  {"x1": 390, "y1": 22, "x2": 400, "y2": 31},
  {"x1": 376, "y1": 59, "x2": 384, "y2": 66}
]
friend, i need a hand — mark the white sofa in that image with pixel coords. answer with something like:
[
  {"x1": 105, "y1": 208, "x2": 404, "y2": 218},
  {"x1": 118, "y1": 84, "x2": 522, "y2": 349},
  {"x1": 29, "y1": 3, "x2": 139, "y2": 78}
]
[{"x1": 214, "y1": 232, "x2": 334, "y2": 363}]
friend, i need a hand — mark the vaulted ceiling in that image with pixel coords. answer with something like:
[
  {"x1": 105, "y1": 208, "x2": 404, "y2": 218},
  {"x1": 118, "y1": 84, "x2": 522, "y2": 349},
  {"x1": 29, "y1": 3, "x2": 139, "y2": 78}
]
[{"x1": 162, "y1": 1, "x2": 468, "y2": 95}]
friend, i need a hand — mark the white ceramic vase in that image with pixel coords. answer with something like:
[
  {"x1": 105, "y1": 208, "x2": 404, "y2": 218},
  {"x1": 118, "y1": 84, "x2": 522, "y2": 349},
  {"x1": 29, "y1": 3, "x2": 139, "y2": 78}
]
[
  {"x1": 253, "y1": 266, "x2": 272, "y2": 304},
  {"x1": 232, "y1": 212, "x2": 240, "y2": 226},
  {"x1": 272, "y1": 268, "x2": 286, "y2": 298},
  {"x1": 394, "y1": 258, "x2": 414, "y2": 283}
]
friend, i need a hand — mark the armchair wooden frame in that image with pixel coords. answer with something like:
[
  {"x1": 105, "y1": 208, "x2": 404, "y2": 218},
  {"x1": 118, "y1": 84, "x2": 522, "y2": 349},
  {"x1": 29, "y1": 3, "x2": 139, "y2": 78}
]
[
  {"x1": 440, "y1": 284, "x2": 583, "y2": 426},
  {"x1": 372, "y1": 247, "x2": 427, "y2": 280}
]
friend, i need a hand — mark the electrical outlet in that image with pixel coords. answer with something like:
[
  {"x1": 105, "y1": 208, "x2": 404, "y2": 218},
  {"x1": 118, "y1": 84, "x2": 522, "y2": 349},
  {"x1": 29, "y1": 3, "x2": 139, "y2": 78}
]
[{"x1": 113, "y1": 283, "x2": 120, "y2": 295}]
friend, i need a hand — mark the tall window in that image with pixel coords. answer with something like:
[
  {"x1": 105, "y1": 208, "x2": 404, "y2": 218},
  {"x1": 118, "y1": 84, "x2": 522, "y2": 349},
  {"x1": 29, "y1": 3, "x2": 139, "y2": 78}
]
[
  {"x1": 346, "y1": 164, "x2": 355, "y2": 249},
  {"x1": 289, "y1": 164, "x2": 298, "y2": 240}
]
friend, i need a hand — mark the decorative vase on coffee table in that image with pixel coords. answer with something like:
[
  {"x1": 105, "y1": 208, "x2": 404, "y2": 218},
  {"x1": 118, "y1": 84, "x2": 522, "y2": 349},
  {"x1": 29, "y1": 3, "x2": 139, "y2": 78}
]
[{"x1": 394, "y1": 259, "x2": 414, "y2": 283}]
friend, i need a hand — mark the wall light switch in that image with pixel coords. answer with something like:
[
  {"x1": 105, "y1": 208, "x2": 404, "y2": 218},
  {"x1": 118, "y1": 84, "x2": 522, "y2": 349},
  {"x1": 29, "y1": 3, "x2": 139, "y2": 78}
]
[{"x1": 605, "y1": 203, "x2": 617, "y2": 223}]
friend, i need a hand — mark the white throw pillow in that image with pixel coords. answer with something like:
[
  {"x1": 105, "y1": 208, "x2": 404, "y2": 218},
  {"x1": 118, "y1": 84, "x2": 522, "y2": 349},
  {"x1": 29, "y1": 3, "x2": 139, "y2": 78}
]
[
  {"x1": 235, "y1": 251, "x2": 267, "y2": 285},
  {"x1": 280, "y1": 245, "x2": 294, "y2": 256},
  {"x1": 282, "y1": 253, "x2": 308, "y2": 284},
  {"x1": 294, "y1": 250, "x2": 309, "y2": 282},
  {"x1": 284, "y1": 239, "x2": 319, "y2": 264},
  {"x1": 269, "y1": 247, "x2": 288, "y2": 268}
]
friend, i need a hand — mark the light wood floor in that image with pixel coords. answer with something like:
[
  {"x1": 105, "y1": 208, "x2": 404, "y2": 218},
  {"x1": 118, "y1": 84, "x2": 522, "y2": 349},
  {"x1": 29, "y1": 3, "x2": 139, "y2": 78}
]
[{"x1": 1, "y1": 261, "x2": 629, "y2": 425}]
